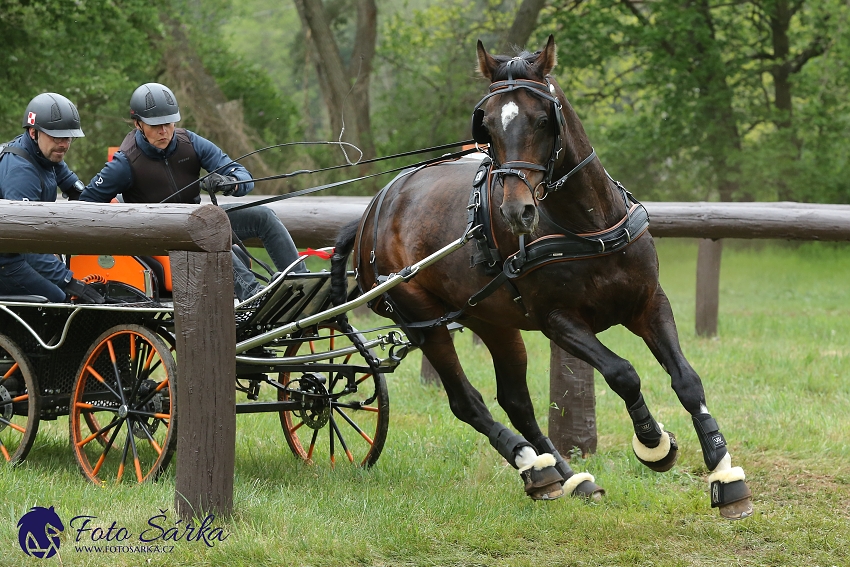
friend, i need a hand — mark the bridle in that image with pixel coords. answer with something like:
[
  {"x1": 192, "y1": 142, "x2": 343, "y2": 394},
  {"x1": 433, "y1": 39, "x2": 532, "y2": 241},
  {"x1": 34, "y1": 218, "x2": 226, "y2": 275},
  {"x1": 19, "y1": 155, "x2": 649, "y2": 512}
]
[{"x1": 471, "y1": 60, "x2": 596, "y2": 200}]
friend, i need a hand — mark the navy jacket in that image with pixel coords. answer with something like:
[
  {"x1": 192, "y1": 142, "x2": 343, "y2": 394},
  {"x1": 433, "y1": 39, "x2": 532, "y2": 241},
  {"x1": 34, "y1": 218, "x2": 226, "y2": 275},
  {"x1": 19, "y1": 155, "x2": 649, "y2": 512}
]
[
  {"x1": 0, "y1": 133, "x2": 78, "y2": 283},
  {"x1": 80, "y1": 129, "x2": 254, "y2": 203}
]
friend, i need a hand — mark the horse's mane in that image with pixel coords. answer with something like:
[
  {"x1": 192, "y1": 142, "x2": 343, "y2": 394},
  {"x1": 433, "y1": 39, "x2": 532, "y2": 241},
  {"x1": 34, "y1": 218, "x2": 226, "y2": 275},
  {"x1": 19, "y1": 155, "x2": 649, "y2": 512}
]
[{"x1": 488, "y1": 50, "x2": 544, "y2": 81}]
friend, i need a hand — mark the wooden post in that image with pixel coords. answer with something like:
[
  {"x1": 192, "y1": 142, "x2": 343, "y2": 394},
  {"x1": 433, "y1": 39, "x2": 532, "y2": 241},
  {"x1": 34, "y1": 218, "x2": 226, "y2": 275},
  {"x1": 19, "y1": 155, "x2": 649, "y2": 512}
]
[
  {"x1": 695, "y1": 238, "x2": 723, "y2": 337},
  {"x1": 548, "y1": 342, "x2": 597, "y2": 457},
  {"x1": 171, "y1": 249, "x2": 237, "y2": 519},
  {"x1": 420, "y1": 354, "x2": 441, "y2": 386}
]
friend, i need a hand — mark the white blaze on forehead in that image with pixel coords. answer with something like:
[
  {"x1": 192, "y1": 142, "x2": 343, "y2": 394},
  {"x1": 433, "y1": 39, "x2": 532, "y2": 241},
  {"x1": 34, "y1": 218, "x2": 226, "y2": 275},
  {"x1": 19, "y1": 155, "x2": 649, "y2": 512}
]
[{"x1": 501, "y1": 102, "x2": 519, "y2": 131}]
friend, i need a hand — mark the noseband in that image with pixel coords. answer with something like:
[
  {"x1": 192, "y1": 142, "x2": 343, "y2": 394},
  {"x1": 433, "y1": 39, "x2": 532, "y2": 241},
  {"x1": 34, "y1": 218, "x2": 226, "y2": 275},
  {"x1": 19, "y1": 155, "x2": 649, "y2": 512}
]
[{"x1": 471, "y1": 62, "x2": 595, "y2": 199}]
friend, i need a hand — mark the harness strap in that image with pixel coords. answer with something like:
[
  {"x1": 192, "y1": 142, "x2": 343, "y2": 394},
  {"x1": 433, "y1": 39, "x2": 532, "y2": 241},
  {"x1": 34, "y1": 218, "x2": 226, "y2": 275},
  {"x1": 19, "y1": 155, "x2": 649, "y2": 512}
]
[
  {"x1": 467, "y1": 158, "x2": 500, "y2": 272},
  {"x1": 545, "y1": 148, "x2": 597, "y2": 193},
  {"x1": 504, "y1": 201, "x2": 650, "y2": 278}
]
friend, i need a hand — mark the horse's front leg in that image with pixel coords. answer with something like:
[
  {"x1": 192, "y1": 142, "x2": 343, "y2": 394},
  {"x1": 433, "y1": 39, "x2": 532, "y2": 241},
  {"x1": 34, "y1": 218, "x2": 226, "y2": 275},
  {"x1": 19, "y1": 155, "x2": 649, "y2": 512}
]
[
  {"x1": 629, "y1": 287, "x2": 753, "y2": 520},
  {"x1": 543, "y1": 311, "x2": 681, "y2": 472},
  {"x1": 466, "y1": 322, "x2": 604, "y2": 500},
  {"x1": 392, "y1": 285, "x2": 563, "y2": 500}
]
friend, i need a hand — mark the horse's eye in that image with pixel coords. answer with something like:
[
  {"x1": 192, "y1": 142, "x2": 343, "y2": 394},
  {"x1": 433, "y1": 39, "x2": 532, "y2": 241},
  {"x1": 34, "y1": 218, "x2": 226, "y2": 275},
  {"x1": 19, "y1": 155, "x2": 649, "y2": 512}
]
[{"x1": 537, "y1": 118, "x2": 549, "y2": 130}]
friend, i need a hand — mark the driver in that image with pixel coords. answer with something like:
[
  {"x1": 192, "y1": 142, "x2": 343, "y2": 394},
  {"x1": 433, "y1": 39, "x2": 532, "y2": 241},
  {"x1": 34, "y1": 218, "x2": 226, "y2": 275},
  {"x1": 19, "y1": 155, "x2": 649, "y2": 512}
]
[
  {"x1": 80, "y1": 82, "x2": 304, "y2": 301},
  {"x1": 0, "y1": 93, "x2": 104, "y2": 304}
]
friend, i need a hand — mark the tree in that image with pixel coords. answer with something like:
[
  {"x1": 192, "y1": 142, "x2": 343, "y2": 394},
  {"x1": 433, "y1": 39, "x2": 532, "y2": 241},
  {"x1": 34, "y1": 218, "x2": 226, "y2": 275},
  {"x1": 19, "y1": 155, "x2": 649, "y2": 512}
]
[
  {"x1": 293, "y1": 0, "x2": 377, "y2": 158},
  {"x1": 542, "y1": 0, "x2": 836, "y2": 202},
  {"x1": 0, "y1": 0, "x2": 163, "y2": 181}
]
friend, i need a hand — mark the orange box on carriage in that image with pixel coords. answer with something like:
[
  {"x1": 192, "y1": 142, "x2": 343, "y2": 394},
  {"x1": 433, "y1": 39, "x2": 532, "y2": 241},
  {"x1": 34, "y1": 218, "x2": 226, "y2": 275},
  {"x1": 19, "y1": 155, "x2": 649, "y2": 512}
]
[{"x1": 69, "y1": 254, "x2": 173, "y2": 296}]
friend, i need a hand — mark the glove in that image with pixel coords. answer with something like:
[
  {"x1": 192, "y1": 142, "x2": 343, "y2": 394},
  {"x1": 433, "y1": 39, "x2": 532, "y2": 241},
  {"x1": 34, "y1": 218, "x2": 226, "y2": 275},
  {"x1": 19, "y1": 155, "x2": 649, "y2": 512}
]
[
  {"x1": 199, "y1": 173, "x2": 238, "y2": 196},
  {"x1": 62, "y1": 179, "x2": 85, "y2": 201},
  {"x1": 64, "y1": 278, "x2": 105, "y2": 304}
]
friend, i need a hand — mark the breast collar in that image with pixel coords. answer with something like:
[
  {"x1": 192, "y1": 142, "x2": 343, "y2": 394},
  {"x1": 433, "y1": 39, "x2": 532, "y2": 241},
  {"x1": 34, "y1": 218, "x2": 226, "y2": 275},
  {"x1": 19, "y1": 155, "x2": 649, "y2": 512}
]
[{"x1": 467, "y1": 158, "x2": 650, "y2": 279}]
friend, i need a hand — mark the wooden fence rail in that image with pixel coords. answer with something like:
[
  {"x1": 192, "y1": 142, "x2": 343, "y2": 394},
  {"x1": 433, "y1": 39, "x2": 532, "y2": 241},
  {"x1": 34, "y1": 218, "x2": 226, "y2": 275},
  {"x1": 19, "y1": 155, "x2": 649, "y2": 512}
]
[{"x1": 0, "y1": 200, "x2": 235, "y2": 519}]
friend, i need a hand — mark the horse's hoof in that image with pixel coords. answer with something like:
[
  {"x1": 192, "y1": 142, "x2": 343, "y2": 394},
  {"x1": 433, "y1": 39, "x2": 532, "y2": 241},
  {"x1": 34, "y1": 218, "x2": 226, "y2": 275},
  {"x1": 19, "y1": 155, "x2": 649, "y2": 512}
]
[
  {"x1": 521, "y1": 464, "x2": 565, "y2": 500},
  {"x1": 719, "y1": 497, "x2": 753, "y2": 520},
  {"x1": 564, "y1": 472, "x2": 605, "y2": 501},
  {"x1": 633, "y1": 429, "x2": 678, "y2": 472},
  {"x1": 527, "y1": 482, "x2": 566, "y2": 501},
  {"x1": 710, "y1": 478, "x2": 753, "y2": 520}
]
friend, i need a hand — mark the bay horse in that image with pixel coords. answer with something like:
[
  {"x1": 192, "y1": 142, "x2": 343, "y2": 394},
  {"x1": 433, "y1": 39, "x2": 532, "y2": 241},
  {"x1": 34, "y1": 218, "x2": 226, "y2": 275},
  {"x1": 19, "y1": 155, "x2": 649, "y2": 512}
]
[{"x1": 331, "y1": 35, "x2": 753, "y2": 519}]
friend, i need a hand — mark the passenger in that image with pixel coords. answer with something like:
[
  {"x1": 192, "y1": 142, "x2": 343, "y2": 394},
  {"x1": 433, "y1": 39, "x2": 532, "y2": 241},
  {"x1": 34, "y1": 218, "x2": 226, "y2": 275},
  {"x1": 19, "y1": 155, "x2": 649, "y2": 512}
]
[
  {"x1": 80, "y1": 82, "x2": 304, "y2": 301},
  {"x1": 0, "y1": 93, "x2": 104, "y2": 304}
]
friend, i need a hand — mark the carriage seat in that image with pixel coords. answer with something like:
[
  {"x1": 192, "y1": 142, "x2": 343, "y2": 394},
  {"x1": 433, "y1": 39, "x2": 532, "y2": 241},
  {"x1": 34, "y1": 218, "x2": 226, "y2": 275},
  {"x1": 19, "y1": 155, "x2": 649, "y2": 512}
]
[{"x1": 0, "y1": 295, "x2": 49, "y2": 303}]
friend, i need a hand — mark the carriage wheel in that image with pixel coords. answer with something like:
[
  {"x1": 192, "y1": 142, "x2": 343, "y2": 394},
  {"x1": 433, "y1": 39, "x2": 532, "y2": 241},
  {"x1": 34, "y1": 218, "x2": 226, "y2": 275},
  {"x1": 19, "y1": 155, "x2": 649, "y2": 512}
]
[
  {"x1": 278, "y1": 323, "x2": 389, "y2": 468},
  {"x1": 70, "y1": 325, "x2": 177, "y2": 485},
  {"x1": 0, "y1": 334, "x2": 39, "y2": 464}
]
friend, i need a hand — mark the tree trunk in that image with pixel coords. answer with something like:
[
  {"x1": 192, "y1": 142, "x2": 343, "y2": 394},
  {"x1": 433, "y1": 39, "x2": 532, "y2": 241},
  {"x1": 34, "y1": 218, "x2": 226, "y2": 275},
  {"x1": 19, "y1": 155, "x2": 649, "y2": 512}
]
[
  {"x1": 293, "y1": 0, "x2": 377, "y2": 159},
  {"x1": 500, "y1": 0, "x2": 547, "y2": 53}
]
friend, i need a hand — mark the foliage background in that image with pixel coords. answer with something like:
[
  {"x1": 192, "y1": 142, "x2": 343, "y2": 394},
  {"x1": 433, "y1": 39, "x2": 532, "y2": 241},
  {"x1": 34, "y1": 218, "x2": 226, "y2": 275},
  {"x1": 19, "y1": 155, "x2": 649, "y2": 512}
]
[{"x1": 2, "y1": 0, "x2": 850, "y2": 201}]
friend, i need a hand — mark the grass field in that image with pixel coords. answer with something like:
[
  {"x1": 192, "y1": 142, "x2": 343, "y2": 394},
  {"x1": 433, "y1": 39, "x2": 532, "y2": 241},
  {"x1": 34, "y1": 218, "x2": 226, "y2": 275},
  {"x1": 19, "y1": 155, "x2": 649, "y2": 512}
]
[{"x1": 2, "y1": 238, "x2": 849, "y2": 566}]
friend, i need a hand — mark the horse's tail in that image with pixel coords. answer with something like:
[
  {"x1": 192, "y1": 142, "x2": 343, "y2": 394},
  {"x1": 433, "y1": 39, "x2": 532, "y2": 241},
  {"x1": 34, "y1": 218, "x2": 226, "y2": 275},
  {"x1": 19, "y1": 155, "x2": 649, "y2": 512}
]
[{"x1": 330, "y1": 219, "x2": 360, "y2": 307}]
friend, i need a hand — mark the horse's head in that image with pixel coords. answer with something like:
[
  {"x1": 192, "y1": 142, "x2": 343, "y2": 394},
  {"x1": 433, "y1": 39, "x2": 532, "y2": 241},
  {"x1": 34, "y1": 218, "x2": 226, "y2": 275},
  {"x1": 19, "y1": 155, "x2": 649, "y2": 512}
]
[{"x1": 474, "y1": 35, "x2": 561, "y2": 235}]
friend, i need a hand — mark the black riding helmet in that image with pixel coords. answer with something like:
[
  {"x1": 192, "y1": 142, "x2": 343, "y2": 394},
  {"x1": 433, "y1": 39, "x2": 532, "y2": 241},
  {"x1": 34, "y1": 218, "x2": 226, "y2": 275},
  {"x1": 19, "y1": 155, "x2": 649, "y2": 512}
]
[
  {"x1": 22, "y1": 93, "x2": 85, "y2": 138},
  {"x1": 129, "y1": 83, "x2": 181, "y2": 125}
]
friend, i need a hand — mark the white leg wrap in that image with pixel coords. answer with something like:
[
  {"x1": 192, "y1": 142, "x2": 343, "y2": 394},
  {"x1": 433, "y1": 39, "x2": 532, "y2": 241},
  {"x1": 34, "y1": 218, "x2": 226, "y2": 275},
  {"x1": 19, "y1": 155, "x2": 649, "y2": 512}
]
[
  {"x1": 515, "y1": 446, "x2": 538, "y2": 472},
  {"x1": 707, "y1": 453, "x2": 746, "y2": 484},
  {"x1": 563, "y1": 472, "x2": 595, "y2": 495},
  {"x1": 632, "y1": 422, "x2": 672, "y2": 463}
]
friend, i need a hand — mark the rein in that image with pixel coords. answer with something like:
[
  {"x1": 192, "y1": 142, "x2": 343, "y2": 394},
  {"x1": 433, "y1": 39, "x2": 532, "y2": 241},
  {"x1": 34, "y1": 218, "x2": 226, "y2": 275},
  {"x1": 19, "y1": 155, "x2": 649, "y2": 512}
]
[
  {"x1": 161, "y1": 138, "x2": 476, "y2": 205},
  {"x1": 221, "y1": 144, "x2": 479, "y2": 214}
]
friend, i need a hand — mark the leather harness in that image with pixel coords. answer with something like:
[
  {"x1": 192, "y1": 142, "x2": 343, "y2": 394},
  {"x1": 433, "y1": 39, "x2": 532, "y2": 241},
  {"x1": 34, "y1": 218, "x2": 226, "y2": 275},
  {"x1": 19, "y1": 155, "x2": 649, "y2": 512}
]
[{"x1": 357, "y1": 154, "x2": 650, "y2": 342}]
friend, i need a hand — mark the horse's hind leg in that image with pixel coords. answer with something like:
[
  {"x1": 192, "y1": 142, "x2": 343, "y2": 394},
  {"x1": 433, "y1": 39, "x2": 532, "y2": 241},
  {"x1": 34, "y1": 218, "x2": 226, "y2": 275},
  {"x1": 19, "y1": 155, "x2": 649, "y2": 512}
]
[
  {"x1": 629, "y1": 288, "x2": 753, "y2": 520},
  {"x1": 543, "y1": 312, "x2": 680, "y2": 471},
  {"x1": 465, "y1": 322, "x2": 604, "y2": 500}
]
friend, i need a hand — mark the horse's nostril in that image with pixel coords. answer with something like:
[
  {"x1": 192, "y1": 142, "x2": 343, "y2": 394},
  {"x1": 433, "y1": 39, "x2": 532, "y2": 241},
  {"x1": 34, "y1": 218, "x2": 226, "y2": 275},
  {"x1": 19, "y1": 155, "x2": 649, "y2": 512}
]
[{"x1": 521, "y1": 204, "x2": 537, "y2": 226}]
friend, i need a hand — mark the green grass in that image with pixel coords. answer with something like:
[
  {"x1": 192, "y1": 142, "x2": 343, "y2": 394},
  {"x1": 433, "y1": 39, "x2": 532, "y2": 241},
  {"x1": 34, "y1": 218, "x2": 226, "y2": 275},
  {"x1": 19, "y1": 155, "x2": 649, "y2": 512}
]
[{"x1": 3, "y1": 239, "x2": 850, "y2": 566}]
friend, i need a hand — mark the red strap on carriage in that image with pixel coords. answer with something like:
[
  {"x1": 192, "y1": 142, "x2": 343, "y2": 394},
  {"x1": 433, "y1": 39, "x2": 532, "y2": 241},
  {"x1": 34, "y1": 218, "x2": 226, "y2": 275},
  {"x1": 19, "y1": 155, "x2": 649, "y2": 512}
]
[{"x1": 298, "y1": 248, "x2": 333, "y2": 260}]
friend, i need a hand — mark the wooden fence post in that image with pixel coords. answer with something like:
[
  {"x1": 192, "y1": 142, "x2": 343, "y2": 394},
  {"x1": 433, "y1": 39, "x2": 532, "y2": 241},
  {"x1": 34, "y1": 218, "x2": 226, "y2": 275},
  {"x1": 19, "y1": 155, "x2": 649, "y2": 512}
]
[
  {"x1": 695, "y1": 238, "x2": 723, "y2": 337},
  {"x1": 548, "y1": 342, "x2": 597, "y2": 457},
  {"x1": 420, "y1": 355, "x2": 441, "y2": 386},
  {"x1": 171, "y1": 250, "x2": 237, "y2": 519}
]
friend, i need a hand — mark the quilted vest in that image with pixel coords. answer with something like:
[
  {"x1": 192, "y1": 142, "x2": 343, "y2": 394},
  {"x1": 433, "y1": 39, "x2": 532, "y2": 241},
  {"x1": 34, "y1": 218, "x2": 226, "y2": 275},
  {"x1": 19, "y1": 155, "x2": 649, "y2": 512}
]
[{"x1": 119, "y1": 128, "x2": 202, "y2": 204}]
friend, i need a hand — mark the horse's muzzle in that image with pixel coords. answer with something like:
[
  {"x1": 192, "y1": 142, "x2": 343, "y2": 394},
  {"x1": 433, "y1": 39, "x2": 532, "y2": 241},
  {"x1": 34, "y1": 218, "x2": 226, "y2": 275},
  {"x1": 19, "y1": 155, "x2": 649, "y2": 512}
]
[{"x1": 500, "y1": 202, "x2": 539, "y2": 235}]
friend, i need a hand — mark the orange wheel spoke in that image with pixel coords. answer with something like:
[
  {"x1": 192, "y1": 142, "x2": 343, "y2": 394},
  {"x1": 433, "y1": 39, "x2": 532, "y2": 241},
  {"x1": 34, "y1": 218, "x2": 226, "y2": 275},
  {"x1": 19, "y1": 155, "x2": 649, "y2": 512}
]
[
  {"x1": 355, "y1": 374, "x2": 373, "y2": 385},
  {"x1": 0, "y1": 444, "x2": 9, "y2": 461},
  {"x1": 11, "y1": 394, "x2": 27, "y2": 403},
  {"x1": 148, "y1": 439, "x2": 162, "y2": 456},
  {"x1": 334, "y1": 407, "x2": 375, "y2": 445},
  {"x1": 289, "y1": 420, "x2": 305, "y2": 433},
  {"x1": 5, "y1": 422, "x2": 26, "y2": 434},
  {"x1": 144, "y1": 349, "x2": 155, "y2": 372},
  {"x1": 154, "y1": 379, "x2": 169, "y2": 392},
  {"x1": 86, "y1": 366, "x2": 107, "y2": 384},
  {"x1": 2, "y1": 363, "x2": 18, "y2": 381},
  {"x1": 92, "y1": 452, "x2": 108, "y2": 476},
  {"x1": 107, "y1": 339, "x2": 117, "y2": 364}
]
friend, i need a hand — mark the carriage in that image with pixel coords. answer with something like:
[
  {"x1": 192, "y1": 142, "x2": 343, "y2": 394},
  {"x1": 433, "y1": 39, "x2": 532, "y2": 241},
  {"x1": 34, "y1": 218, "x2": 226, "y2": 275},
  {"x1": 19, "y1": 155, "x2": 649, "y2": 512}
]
[{"x1": 0, "y1": 230, "x2": 471, "y2": 484}]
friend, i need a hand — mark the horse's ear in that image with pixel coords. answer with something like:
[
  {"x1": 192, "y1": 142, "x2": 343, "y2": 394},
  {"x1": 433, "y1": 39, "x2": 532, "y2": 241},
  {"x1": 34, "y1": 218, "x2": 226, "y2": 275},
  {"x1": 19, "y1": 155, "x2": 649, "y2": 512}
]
[
  {"x1": 536, "y1": 34, "x2": 557, "y2": 76},
  {"x1": 477, "y1": 39, "x2": 499, "y2": 81}
]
